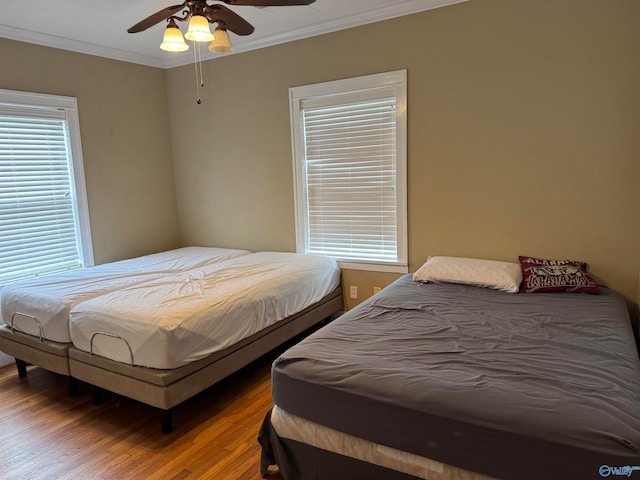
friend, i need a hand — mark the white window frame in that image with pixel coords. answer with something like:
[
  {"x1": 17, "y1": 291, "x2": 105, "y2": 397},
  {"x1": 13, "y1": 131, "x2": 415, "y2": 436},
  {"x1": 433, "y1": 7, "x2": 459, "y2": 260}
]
[
  {"x1": 290, "y1": 70, "x2": 408, "y2": 273},
  {"x1": 0, "y1": 89, "x2": 94, "y2": 284}
]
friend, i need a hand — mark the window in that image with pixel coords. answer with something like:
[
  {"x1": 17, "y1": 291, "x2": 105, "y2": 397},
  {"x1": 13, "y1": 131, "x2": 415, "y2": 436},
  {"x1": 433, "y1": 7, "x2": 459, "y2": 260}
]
[
  {"x1": 0, "y1": 89, "x2": 93, "y2": 285},
  {"x1": 290, "y1": 70, "x2": 407, "y2": 272}
]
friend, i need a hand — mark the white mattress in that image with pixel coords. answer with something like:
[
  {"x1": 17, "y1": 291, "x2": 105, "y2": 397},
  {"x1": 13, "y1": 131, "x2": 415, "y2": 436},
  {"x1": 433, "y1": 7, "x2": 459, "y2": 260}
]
[
  {"x1": 69, "y1": 252, "x2": 341, "y2": 369},
  {"x1": 0, "y1": 247, "x2": 250, "y2": 343},
  {"x1": 270, "y1": 406, "x2": 497, "y2": 480}
]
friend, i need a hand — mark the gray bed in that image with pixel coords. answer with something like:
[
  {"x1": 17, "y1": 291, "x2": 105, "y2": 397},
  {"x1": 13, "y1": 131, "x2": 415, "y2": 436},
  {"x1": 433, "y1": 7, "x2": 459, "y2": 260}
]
[{"x1": 260, "y1": 274, "x2": 640, "y2": 480}]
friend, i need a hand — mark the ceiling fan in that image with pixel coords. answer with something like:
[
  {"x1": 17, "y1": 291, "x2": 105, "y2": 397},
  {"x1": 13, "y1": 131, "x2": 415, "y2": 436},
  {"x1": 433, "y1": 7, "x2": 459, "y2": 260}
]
[{"x1": 128, "y1": 0, "x2": 316, "y2": 53}]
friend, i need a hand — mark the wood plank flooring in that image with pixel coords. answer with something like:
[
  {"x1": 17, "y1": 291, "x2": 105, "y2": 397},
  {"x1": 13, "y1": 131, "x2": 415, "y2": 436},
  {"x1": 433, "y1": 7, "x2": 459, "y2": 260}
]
[{"x1": 0, "y1": 349, "x2": 287, "y2": 480}]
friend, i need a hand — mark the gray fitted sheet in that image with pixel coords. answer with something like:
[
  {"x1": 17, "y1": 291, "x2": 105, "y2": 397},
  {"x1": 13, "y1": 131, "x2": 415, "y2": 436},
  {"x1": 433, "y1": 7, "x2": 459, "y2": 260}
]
[{"x1": 271, "y1": 275, "x2": 640, "y2": 480}]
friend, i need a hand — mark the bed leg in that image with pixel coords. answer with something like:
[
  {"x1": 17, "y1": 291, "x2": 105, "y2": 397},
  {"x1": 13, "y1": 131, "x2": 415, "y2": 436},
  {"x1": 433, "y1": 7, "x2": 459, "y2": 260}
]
[
  {"x1": 91, "y1": 385, "x2": 104, "y2": 405},
  {"x1": 161, "y1": 409, "x2": 173, "y2": 434},
  {"x1": 15, "y1": 359, "x2": 28, "y2": 377},
  {"x1": 67, "y1": 377, "x2": 79, "y2": 397}
]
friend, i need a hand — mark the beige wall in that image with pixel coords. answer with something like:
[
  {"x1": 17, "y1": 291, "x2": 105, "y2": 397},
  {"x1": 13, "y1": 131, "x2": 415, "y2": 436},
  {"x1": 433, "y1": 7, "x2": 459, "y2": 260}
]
[
  {"x1": 0, "y1": 39, "x2": 180, "y2": 264},
  {"x1": 167, "y1": 0, "x2": 640, "y2": 309},
  {"x1": 4, "y1": 1, "x2": 636, "y2": 311}
]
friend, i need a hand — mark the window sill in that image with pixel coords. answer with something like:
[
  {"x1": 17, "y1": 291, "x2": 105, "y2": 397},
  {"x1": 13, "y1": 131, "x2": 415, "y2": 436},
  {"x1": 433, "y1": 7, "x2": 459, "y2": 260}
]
[{"x1": 337, "y1": 261, "x2": 409, "y2": 274}]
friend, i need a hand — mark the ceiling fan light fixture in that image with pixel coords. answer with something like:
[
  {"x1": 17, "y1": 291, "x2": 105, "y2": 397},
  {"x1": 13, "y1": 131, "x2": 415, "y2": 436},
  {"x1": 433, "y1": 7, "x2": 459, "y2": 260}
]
[
  {"x1": 160, "y1": 19, "x2": 189, "y2": 52},
  {"x1": 185, "y1": 14, "x2": 214, "y2": 42},
  {"x1": 208, "y1": 26, "x2": 234, "y2": 54}
]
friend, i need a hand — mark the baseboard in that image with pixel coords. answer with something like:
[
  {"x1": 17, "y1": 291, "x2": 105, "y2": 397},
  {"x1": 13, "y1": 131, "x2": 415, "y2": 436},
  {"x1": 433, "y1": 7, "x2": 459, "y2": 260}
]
[{"x1": 0, "y1": 351, "x2": 13, "y2": 367}]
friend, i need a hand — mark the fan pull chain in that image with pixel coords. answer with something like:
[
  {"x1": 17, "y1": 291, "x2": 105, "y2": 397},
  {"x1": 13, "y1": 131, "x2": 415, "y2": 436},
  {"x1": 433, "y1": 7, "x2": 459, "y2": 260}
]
[{"x1": 193, "y1": 42, "x2": 205, "y2": 105}]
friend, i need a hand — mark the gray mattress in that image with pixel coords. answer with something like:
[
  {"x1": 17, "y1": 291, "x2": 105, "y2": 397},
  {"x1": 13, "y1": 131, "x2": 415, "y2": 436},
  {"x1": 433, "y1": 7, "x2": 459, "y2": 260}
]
[{"x1": 271, "y1": 274, "x2": 640, "y2": 480}]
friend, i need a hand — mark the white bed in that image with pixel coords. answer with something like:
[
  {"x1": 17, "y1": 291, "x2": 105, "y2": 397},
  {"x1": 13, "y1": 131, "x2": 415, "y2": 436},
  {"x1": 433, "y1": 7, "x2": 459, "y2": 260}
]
[
  {"x1": 0, "y1": 246, "x2": 250, "y2": 387},
  {"x1": 1, "y1": 246, "x2": 250, "y2": 343},
  {"x1": 69, "y1": 252, "x2": 340, "y2": 369},
  {"x1": 0, "y1": 248, "x2": 343, "y2": 432}
]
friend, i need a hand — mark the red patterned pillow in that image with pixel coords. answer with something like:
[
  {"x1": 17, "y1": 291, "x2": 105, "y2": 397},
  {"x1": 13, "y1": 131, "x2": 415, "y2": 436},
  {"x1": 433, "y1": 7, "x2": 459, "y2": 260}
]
[{"x1": 518, "y1": 256, "x2": 601, "y2": 294}]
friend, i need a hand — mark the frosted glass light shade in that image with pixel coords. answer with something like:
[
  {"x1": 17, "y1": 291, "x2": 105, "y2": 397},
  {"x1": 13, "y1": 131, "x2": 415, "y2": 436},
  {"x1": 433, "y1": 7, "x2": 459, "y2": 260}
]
[
  {"x1": 208, "y1": 27, "x2": 234, "y2": 54},
  {"x1": 160, "y1": 23, "x2": 189, "y2": 52},
  {"x1": 185, "y1": 15, "x2": 214, "y2": 42}
]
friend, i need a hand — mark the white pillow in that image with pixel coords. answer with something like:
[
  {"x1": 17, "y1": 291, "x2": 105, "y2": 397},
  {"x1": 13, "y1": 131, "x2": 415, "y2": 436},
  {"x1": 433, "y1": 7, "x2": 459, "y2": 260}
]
[{"x1": 413, "y1": 256, "x2": 522, "y2": 293}]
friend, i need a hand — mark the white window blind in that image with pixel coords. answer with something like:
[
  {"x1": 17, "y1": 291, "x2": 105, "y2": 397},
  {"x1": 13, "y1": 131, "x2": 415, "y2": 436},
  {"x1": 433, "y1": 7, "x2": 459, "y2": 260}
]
[
  {"x1": 303, "y1": 98, "x2": 398, "y2": 262},
  {"x1": 0, "y1": 92, "x2": 93, "y2": 285},
  {"x1": 290, "y1": 70, "x2": 407, "y2": 272}
]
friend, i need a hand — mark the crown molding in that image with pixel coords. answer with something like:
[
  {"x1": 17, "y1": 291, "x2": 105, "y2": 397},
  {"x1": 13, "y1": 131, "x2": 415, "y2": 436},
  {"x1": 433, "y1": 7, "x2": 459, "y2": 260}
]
[
  {"x1": 1, "y1": 0, "x2": 468, "y2": 70},
  {"x1": 164, "y1": 0, "x2": 468, "y2": 68},
  {"x1": 0, "y1": 24, "x2": 166, "y2": 68}
]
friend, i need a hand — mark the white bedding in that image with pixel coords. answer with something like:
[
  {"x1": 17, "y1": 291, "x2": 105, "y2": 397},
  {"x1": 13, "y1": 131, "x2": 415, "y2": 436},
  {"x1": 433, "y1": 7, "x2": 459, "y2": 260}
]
[
  {"x1": 0, "y1": 247, "x2": 250, "y2": 343},
  {"x1": 69, "y1": 252, "x2": 340, "y2": 369}
]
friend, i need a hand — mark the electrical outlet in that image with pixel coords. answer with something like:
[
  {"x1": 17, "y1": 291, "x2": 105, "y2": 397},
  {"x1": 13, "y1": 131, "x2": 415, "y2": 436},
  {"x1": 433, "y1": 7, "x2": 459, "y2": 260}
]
[
  {"x1": 350, "y1": 285, "x2": 358, "y2": 299},
  {"x1": 373, "y1": 287, "x2": 381, "y2": 295}
]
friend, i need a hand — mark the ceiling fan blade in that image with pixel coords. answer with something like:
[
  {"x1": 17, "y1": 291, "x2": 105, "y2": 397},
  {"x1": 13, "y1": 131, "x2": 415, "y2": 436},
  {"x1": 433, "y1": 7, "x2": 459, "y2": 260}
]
[
  {"x1": 127, "y1": 4, "x2": 186, "y2": 33},
  {"x1": 220, "y1": 0, "x2": 316, "y2": 6},
  {"x1": 205, "y1": 4, "x2": 255, "y2": 36}
]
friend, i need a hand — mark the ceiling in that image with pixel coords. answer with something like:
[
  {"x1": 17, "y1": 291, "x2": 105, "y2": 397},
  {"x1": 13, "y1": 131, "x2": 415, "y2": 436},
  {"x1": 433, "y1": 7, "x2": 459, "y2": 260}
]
[{"x1": 0, "y1": 0, "x2": 466, "y2": 69}]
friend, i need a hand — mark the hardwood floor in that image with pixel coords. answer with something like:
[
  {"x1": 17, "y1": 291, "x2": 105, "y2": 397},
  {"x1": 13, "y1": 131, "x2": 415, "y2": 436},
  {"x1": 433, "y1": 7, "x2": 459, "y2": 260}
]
[{"x1": 0, "y1": 350, "x2": 286, "y2": 480}]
